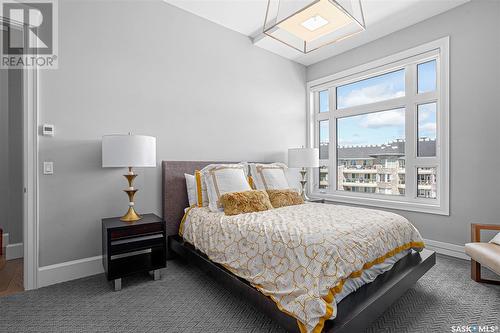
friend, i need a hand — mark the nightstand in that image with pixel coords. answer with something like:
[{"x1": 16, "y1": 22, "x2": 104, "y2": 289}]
[{"x1": 102, "y1": 214, "x2": 166, "y2": 291}]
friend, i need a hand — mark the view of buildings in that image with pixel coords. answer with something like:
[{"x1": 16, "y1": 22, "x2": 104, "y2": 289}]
[{"x1": 318, "y1": 139, "x2": 437, "y2": 198}]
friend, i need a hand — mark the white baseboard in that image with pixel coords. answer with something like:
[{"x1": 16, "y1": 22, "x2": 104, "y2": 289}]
[
  {"x1": 424, "y1": 238, "x2": 469, "y2": 260},
  {"x1": 6, "y1": 242, "x2": 23, "y2": 260},
  {"x1": 38, "y1": 255, "x2": 104, "y2": 288},
  {"x1": 34, "y1": 238, "x2": 469, "y2": 288},
  {"x1": 1, "y1": 232, "x2": 8, "y2": 247}
]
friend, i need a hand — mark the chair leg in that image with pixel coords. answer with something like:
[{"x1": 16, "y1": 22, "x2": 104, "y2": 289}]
[
  {"x1": 480, "y1": 279, "x2": 500, "y2": 285},
  {"x1": 471, "y1": 259, "x2": 481, "y2": 282},
  {"x1": 470, "y1": 260, "x2": 500, "y2": 284}
]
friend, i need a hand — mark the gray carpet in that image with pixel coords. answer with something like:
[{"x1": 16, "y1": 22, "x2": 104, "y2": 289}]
[{"x1": 0, "y1": 254, "x2": 498, "y2": 333}]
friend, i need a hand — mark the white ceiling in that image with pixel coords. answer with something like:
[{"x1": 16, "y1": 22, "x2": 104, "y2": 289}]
[{"x1": 163, "y1": 0, "x2": 469, "y2": 66}]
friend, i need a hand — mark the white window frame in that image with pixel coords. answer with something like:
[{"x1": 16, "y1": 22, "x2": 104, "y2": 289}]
[{"x1": 306, "y1": 37, "x2": 449, "y2": 215}]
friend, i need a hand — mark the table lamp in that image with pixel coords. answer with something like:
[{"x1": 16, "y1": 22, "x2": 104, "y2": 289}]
[
  {"x1": 288, "y1": 147, "x2": 319, "y2": 200},
  {"x1": 102, "y1": 134, "x2": 157, "y2": 222}
]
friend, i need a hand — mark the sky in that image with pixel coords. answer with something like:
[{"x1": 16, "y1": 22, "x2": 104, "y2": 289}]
[
  {"x1": 319, "y1": 60, "x2": 437, "y2": 147},
  {"x1": 418, "y1": 102, "x2": 437, "y2": 140}
]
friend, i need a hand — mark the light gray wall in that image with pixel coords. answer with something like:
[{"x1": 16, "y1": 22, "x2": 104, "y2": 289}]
[
  {"x1": 8, "y1": 70, "x2": 24, "y2": 244},
  {"x1": 0, "y1": 64, "x2": 24, "y2": 245},
  {"x1": 38, "y1": 1, "x2": 306, "y2": 266},
  {"x1": 0, "y1": 69, "x2": 8, "y2": 239},
  {"x1": 307, "y1": 0, "x2": 500, "y2": 246}
]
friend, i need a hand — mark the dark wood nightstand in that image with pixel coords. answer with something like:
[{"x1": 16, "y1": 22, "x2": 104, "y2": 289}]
[{"x1": 102, "y1": 213, "x2": 166, "y2": 291}]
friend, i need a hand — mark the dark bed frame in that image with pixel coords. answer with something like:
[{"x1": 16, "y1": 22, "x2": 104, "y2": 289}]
[{"x1": 162, "y1": 161, "x2": 436, "y2": 333}]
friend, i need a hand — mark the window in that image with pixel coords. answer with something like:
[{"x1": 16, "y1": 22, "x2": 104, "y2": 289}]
[
  {"x1": 417, "y1": 103, "x2": 437, "y2": 157},
  {"x1": 417, "y1": 60, "x2": 436, "y2": 93},
  {"x1": 319, "y1": 120, "x2": 329, "y2": 159},
  {"x1": 336, "y1": 69, "x2": 405, "y2": 109},
  {"x1": 337, "y1": 108, "x2": 405, "y2": 196},
  {"x1": 319, "y1": 90, "x2": 329, "y2": 113},
  {"x1": 318, "y1": 120, "x2": 329, "y2": 190},
  {"x1": 417, "y1": 167, "x2": 437, "y2": 199},
  {"x1": 308, "y1": 38, "x2": 449, "y2": 215}
]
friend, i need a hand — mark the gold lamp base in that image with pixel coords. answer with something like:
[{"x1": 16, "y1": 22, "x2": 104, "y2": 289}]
[
  {"x1": 299, "y1": 168, "x2": 310, "y2": 201},
  {"x1": 120, "y1": 206, "x2": 141, "y2": 222},
  {"x1": 120, "y1": 167, "x2": 142, "y2": 223}
]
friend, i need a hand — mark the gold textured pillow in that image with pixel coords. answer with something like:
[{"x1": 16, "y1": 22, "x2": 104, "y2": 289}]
[
  {"x1": 267, "y1": 189, "x2": 304, "y2": 208},
  {"x1": 220, "y1": 190, "x2": 273, "y2": 216}
]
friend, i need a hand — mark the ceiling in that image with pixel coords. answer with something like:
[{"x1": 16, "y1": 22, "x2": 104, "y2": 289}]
[{"x1": 163, "y1": 0, "x2": 469, "y2": 66}]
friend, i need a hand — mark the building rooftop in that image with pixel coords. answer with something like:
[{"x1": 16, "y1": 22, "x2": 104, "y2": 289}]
[{"x1": 319, "y1": 139, "x2": 436, "y2": 159}]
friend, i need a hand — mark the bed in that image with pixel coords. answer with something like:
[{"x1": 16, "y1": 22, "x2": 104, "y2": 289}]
[{"x1": 162, "y1": 161, "x2": 435, "y2": 333}]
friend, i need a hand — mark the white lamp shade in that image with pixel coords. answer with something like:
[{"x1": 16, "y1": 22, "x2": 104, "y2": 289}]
[
  {"x1": 102, "y1": 134, "x2": 157, "y2": 168},
  {"x1": 288, "y1": 148, "x2": 319, "y2": 168}
]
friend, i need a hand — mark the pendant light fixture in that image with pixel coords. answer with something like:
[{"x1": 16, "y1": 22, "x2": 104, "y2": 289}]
[{"x1": 263, "y1": 0, "x2": 365, "y2": 53}]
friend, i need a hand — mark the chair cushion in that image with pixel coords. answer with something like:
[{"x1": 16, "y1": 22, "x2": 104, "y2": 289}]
[
  {"x1": 489, "y1": 232, "x2": 500, "y2": 246},
  {"x1": 464, "y1": 242, "x2": 500, "y2": 275}
]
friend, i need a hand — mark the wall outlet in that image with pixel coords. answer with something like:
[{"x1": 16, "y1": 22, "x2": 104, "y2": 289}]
[{"x1": 43, "y1": 161, "x2": 54, "y2": 175}]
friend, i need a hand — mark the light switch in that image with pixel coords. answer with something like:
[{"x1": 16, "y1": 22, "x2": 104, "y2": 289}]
[{"x1": 43, "y1": 161, "x2": 54, "y2": 175}]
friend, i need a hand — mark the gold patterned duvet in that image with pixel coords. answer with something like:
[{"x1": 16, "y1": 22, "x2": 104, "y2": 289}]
[{"x1": 180, "y1": 203, "x2": 424, "y2": 333}]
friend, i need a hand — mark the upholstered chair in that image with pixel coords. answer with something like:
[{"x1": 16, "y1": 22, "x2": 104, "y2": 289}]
[{"x1": 464, "y1": 224, "x2": 500, "y2": 284}]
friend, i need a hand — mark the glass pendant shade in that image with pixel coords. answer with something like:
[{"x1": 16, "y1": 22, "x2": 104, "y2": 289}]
[{"x1": 263, "y1": 0, "x2": 365, "y2": 53}]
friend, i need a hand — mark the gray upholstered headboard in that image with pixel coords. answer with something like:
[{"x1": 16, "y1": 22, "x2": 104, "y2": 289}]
[{"x1": 162, "y1": 161, "x2": 232, "y2": 237}]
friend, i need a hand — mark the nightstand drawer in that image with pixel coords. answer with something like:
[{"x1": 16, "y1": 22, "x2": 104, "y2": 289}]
[
  {"x1": 110, "y1": 223, "x2": 163, "y2": 240},
  {"x1": 110, "y1": 233, "x2": 165, "y2": 255}
]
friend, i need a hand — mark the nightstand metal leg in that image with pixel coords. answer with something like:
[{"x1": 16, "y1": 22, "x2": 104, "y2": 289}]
[
  {"x1": 114, "y1": 278, "x2": 122, "y2": 291},
  {"x1": 153, "y1": 269, "x2": 161, "y2": 281}
]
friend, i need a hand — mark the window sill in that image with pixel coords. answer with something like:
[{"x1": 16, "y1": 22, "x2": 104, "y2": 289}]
[{"x1": 309, "y1": 192, "x2": 449, "y2": 216}]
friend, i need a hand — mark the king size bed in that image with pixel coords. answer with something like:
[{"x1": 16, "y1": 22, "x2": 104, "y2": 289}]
[{"x1": 162, "y1": 161, "x2": 435, "y2": 333}]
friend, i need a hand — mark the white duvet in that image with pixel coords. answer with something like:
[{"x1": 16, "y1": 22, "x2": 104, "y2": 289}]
[{"x1": 180, "y1": 203, "x2": 424, "y2": 333}]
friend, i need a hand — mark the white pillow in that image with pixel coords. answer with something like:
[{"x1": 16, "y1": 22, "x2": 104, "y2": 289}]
[
  {"x1": 184, "y1": 173, "x2": 196, "y2": 207},
  {"x1": 195, "y1": 170, "x2": 209, "y2": 207},
  {"x1": 489, "y1": 232, "x2": 500, "y2": 246},
  {"x1": 184, "y1": 172, "x2": 209, "y2": 207},
  {"x1": 249, "y1": 163, "x2": 290, "y2": 190},
  {"x1": 201, "y1": 163, "x2": 251, "y2": 212}
]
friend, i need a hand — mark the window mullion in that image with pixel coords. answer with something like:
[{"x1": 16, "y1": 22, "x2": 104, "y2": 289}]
[
  {"x1": 328, "y1": 87, "x2": 336, "y2": 194},
  {"x1": 335, "y1": 97, "x2": 406, "y2": 118},
  {"x1": 316, "y1": 113, "x2": 329, "y2": 121},
  {"x1": 307, "y1": 91, "x2": 316, "y2": 148},
  {"x1": 414, "y1": 91, "x2": 438, "y2": 103},
  {"x1": 405, "y1": 64, "x2": 417, "y2": 199},
  {"x1": 309, "y1": 91, "x2": 319, "y2": 195},
  {"x1": 413, "y1": 157, "x2": 438, "y2": 167}
]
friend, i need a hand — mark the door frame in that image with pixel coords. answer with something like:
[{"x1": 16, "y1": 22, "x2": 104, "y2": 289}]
[
  {"x1": 1, "y1": 9, "x2": 39, "y2": 290},
  {"x1": 23, "y1": 65, "x2": 38, "y2": 290}
]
